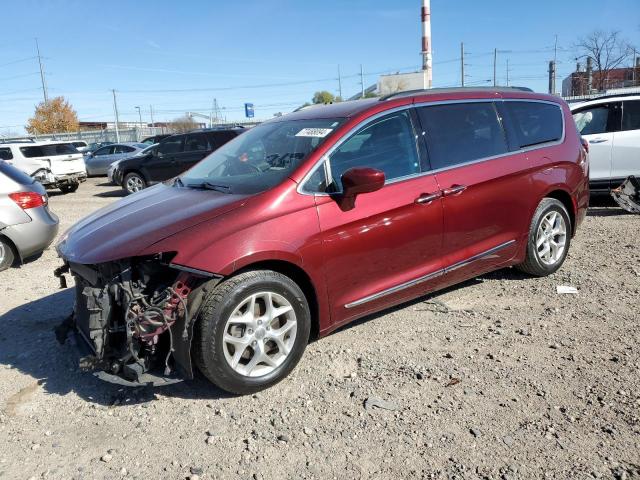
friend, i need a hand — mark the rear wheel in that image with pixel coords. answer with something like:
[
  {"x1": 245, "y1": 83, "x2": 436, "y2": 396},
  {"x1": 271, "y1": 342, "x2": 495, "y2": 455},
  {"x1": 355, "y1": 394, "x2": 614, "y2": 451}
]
[
  {"x1": 123, "y1": 172, "x2": 146, "y2": 194},
  {"x1": 194, "y1": 270, "x2": 311, "y2": 394},
  {"x1": 517, "y1": 198, "x2": 572, "y2": 276},
  {"x1": 0, "y1": 237, "x2": 16, "y2": 272},
  {"x1": 59, "y1": 183, "x2": 79, "y2": 194}
]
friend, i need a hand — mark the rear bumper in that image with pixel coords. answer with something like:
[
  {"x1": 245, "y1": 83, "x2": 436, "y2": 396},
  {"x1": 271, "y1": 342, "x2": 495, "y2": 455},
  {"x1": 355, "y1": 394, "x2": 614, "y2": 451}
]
[
  {"x1": 38, "y1": 170, "x2": 87, "y2": 188},
  {"x1": 1, "y1": 206, "x2": 59, "y2": 260}
]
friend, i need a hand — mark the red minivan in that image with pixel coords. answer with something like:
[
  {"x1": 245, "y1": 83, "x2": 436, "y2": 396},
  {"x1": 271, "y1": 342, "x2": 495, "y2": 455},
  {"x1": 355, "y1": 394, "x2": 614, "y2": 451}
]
[{"x1": 56, "y1": 87, "x2": 589, "y2": 393}]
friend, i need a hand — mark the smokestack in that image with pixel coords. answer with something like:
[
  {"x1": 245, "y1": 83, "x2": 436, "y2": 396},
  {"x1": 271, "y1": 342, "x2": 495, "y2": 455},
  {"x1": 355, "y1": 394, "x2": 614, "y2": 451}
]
[{"x1": 421, "y1": 0, "x2": 432, "y2": 88}]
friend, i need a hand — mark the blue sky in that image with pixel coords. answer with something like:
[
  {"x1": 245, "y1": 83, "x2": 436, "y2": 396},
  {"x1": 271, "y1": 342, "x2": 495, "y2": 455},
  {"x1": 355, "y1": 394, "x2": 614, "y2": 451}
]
[{"x1": 1, "y1": 0, "x2": 639, "y2": 134}]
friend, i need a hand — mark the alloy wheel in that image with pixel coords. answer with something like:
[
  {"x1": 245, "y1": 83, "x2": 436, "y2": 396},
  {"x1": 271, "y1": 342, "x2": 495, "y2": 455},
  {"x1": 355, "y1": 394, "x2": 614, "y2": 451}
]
[
  {"x1": 535, "y1": 210, "x2": 567, "y2": 265},
  {"x1": 0, "y1": 243, "x2": 5, "y2": 264},
  {"x1": 126, "y1": 176, "x2": 144, "y2": 193},
  {"x1": 222, "y1": 291, "x2": 297, "y2": 377}
]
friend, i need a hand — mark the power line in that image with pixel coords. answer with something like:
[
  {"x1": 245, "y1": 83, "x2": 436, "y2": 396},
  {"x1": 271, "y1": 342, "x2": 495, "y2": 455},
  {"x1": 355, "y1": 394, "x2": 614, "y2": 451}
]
[
  {"x1": 0, "y1": 72, "x2": 40, "y2": 82},
  {"x1": 0, "y1": 56, "x2": 37, "y2": 68}
]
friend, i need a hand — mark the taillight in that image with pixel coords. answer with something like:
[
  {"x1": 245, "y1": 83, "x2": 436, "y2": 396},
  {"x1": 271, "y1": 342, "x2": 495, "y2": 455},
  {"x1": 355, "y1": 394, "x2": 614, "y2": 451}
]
[
  {"x1": 580, "y1": 137, "x2": 589, "y2": 154},
  {"x1": 9, "y1": 191, "x2": 47, "y2": 210}
]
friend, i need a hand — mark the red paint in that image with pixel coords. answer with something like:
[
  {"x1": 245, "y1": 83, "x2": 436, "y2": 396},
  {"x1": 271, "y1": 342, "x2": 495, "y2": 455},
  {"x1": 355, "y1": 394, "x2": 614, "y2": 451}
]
[{"x1": 58, "y1": 90, "x2": 588, "y2": 339}]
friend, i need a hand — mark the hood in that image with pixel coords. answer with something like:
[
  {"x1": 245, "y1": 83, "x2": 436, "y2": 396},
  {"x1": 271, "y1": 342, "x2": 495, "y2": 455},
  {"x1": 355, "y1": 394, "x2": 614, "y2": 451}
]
[{"x1": 57, "y1": 183, "x2": 249, "y2": 264}]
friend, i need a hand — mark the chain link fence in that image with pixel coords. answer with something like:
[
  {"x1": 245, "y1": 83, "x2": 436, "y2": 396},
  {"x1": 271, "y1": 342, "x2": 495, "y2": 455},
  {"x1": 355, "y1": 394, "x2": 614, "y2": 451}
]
[{"x1": 0, "y1": 127, "x2": 169, "y2": 144}]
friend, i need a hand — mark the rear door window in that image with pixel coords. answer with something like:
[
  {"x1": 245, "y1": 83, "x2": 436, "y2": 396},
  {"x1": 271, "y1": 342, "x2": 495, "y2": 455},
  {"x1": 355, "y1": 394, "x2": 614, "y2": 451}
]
[
  {"x1": 20, "y1": 143, "x2": 78, "y2": 158},
  {"x1": 184, "y1": 133, "x2": 210, "y2": 152},
  {"x1": 328, "y1": 110, "x2": 420, "y2": 191},
  {"x1": 209, "y1": 131, "x2": 238, "y2": 150},
  {"x1": 417, "y1": 102, "x2": 508, "y2": 169},
  {"x1": 157, "y1": 136, "x2": 184, "y2": 154},
  {"x1": 94, "y1": 146, "x2": 115, "y2": 156},
  {"x1": 622, "y1": 100, "x2": 640, "y2": 131},
  {"x1": 504, "y1": 101, "x2": 563, "y2": 148},
  {"x1": 0, "y1": 147, "x2": 13, "y2": 160},
  {"x1": 114, "y1": 145, "x2": 135, "y2": 154}
]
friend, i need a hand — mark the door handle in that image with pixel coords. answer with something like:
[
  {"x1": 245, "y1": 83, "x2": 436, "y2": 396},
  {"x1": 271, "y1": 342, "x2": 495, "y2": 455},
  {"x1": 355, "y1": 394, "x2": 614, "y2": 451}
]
[
  {"x1": 589, "y1": 138, "x2": 608, "y2": 144},
  {"x1": 442, "y1": 184, "x2": 467, "y2": 196},
  {"x1": 415, "y1": 192, "x2": 441, "y2": 205}
]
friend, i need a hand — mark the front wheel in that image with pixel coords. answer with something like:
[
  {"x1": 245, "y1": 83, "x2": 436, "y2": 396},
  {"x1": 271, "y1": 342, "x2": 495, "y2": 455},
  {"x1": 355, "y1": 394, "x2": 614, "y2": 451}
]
[
  {"x1": 194, "y1": 270, "x2": 311, "y2": 394},
  {"x1": 517, "y1": 198, "x2": 572, "y2": 276},
  {"x1": 123, "y1": 172, "x2": 146, "y2": 195}
]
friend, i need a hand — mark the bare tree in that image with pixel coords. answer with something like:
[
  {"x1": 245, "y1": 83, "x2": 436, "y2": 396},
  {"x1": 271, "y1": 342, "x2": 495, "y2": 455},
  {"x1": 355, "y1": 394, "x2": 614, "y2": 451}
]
[
  {"x1": 576, "y1": 30, "x2": 634, "y2": 90},
  {"x1": 170, "y1": 115, "x2": 198, "y2": 133}
]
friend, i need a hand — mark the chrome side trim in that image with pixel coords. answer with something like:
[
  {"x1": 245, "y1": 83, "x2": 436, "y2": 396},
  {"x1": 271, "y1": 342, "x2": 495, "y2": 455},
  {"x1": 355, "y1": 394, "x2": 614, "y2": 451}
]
[
  {"x1": 445, "y1": 239, "x2": 516, "y2": 273},
  {"x1": 344, "y1": 269, "x2": 444, "y2": 309},
  {"x1": 297, "y1": 98, "x2": 566, "y2": 197},
  {"x1": 344, "y1": 239, "x2": 516, "y2": 309}
]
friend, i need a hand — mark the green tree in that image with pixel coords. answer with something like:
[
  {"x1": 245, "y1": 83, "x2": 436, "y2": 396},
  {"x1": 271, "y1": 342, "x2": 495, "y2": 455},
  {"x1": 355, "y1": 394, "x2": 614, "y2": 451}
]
[{"x1": 312, "y1": 91, "x2": 336, "y2": 104}]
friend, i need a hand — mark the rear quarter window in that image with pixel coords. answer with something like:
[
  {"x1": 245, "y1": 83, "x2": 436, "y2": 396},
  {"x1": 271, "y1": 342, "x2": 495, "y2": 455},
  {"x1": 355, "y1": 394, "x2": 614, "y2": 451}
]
[
  {"x1": 0, "y1": 147, "x2": 13, "y2": 160},
  {"x1": 505, "y1": 101, "x2": 563, "y2": 148}
]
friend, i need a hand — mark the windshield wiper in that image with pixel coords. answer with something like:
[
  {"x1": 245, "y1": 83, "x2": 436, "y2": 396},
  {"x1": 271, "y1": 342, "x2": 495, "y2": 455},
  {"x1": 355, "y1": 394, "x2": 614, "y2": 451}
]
[{"x1": 185, "y1": 181, "x2": 232, "y2": 193}]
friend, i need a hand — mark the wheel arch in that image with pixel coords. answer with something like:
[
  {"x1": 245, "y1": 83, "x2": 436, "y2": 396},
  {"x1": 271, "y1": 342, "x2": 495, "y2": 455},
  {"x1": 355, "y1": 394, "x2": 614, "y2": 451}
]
[
  {"x1": 544, "y1": 188, "x2": 576, "y2": 236},
  {"x1": 232, "y1": 259, "x2": 321, "y2": 340},
  {"x1": 0, "y1": 232, "x2": 20, "y2": 264}
]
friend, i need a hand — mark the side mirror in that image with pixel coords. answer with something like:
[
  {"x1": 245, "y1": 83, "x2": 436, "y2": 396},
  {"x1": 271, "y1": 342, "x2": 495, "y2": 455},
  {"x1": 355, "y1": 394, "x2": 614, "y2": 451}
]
[{"x1": 336, "y1": 167, "x2": 385, "y2": 210}]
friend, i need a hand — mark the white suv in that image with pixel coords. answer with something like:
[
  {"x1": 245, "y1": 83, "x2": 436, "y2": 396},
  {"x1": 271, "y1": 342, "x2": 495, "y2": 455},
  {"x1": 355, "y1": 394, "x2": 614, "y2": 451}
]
[
  {"x1": 0, "y1": 141, "x2": 87, "y2": 193},
  {"x1": 571, "y1": 95, "x2": 640, "y2": 193}
]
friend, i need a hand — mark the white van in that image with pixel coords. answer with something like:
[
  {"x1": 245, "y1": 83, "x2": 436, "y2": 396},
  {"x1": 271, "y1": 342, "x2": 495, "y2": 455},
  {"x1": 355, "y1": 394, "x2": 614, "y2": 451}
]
[
  {"x1": 571, "y1": 95, "x2": 640, "y2": 193},
  {"x1": 0, "y1": 141, "x2": 87, "y2": 193}
]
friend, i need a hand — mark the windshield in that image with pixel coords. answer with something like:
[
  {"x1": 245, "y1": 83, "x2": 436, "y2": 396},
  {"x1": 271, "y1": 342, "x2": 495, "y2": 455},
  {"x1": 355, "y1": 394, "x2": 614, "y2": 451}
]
[
  {"x1": 180, "y1": 118, "x2": 343, "y2": 194},
  {"x1": 20, "y1": 143, "x2": 79, "y2": 158}
]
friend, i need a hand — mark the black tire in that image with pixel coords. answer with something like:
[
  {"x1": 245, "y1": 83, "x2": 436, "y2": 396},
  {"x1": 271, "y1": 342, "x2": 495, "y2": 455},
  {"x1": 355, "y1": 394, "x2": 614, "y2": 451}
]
[
  {"x1": 59, "y1": 183, "x2": 79, "y2": 194},
  {"x1": 0, "y1": 237, "x2": 16, "y2": 272},
  {"x1": 194, "y1": 270, "x2": 311, "y2": 395},
  {"x1": 517, "y1": 198, "x2": 572, "y2": 277},
  {"x1": 123, "y1": 172, "x2": 146, "y2": 195}
]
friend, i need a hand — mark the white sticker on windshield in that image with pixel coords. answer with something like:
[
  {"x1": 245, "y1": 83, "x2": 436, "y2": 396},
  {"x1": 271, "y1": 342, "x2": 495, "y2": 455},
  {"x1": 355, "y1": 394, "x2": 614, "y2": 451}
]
[{"x1": 295, "y1": 128, "x2": 333, "y2": 138}]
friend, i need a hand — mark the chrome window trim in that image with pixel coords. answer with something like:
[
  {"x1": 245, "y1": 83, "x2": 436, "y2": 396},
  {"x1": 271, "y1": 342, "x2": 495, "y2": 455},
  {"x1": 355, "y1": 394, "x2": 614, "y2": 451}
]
[
  {"x1": 344, "y1": 239, "x2": 516, "y2": 309},
  {"x1": 297, "y1": 98, "x2": 566, "y2": 197}
]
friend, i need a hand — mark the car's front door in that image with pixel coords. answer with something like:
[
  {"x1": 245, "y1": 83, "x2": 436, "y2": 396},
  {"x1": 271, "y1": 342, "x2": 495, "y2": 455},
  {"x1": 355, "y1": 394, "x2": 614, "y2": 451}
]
[
  {"x1": 572, "y1": 101, "x2": 621, "y2": 192},
  {"x1": 91, "y1": 145, "x2": 117, "y2": 172},
  {"x1": 611, "y1": 100, "x2": 640, "y2": 187},
  {"x1": 177, "y1": 133, "x2": 212, "y2": 173},
  {"x1": 308, "y1": 110, "x2": 444, "y2": 327},
  {"x1": 147, "y1": 135, "x2": 185, "y2": 182}
]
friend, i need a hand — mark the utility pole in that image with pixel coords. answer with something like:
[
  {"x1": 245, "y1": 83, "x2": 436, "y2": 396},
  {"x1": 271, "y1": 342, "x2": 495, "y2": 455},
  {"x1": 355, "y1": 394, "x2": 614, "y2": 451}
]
[
  {"x1": 493, "y1": 48, "x2": 497, "y2": 87},
  {"x1": 552, "y1": 34, "x2": 558, "y2": 95},
  {"x1": 213, "y1": 98, "x2": 220, "y2": 125},
  {"x1": 460, "y1": 42, "x2": 465, "y2": 87},
  {"x1": 548, "y1": 61, "x2": 556, "y2": 95},
  {"x1": 633, "y1": 48, "x2": 637, "y2": 86},
  {"x1": 337, "y1": 65, "x2": 343, "y2": 100},
  {"x1": 149, "y1": 105, "x2": 155, "y2": 129},
  {"x1": 35, "y1": 38, "x2": 48, "y2": 103},
  {"x1": 360, "y1": 64, "x2": 365, "y2": 98},
  {"x1": 506, "y1": 58, "x2": 510, "y2": 87},
  {"x1": 111, "y1": 89, "x2": 120, "y2": 142},
  {"x1": 586, "y1": 56, "x2": 593, "y2": 92},
  {"x1": 134, "y1": 106, "x2": 142, "y2": 141}
]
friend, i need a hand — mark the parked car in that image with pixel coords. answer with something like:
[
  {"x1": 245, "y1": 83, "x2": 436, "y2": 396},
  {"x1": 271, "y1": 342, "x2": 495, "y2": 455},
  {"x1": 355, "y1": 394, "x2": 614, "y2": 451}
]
[
  {"x1": 571, "y1": 94, "x2": 640, "y2": 194},
  {"x1": 84, "y1": 142, "x2": 147, "y2": 176},
  {"x1": 55, "y1": 87, "x2": 588, "y2": 393},
  {"x1": 107, "y1": 144, "x2": 158, "y2": 184},
  {"x1": 70, "y1": 141, "x2": 89, "y2": 152},
  {"x1": 82, "y1": 141, "x2": 115, "y2": 155},
  {"x1": 0, "y1": 161, "x2": 59, "y2": 271},
  {"x1": 0, "y1": 141, "x2": 87, "y2": 193},
  {"x1": 113, "y1": 128, "x2": 243, "y2": 194},
  {"x1": 141, "y1": 134, "x2": 172, "y2": 145}
]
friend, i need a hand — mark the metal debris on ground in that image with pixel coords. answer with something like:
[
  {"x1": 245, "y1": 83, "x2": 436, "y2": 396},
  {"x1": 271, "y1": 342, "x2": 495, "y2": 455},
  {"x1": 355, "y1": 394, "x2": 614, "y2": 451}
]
[
  {"x1": 556, "y1": 286, "x2": 578, "y2": 294},
  {"x1": 611, "y1": 176, "x2": 640, "y2": 214}
]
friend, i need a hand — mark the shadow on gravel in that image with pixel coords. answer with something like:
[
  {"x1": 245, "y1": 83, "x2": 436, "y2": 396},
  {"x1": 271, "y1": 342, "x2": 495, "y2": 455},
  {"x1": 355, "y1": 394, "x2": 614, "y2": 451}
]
[
  {"x1": 0, "y1": 289, "x2": 234, "y2": 408},
  {"x1": 94, "y1": 189, "x2": 126, "y2": 198}
]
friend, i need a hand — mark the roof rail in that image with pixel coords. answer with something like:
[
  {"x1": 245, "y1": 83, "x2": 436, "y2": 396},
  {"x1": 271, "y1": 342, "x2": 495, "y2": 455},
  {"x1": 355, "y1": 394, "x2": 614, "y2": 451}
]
[{"x1": 379, "y1": 86, "x2": 534, "y2": 102}]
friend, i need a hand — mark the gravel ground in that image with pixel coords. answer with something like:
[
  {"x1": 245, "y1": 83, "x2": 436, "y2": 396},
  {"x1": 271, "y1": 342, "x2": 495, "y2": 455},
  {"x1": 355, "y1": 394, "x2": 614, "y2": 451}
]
[{"x1": 1, "y1": 178, "x2": 639, "y2": 480}]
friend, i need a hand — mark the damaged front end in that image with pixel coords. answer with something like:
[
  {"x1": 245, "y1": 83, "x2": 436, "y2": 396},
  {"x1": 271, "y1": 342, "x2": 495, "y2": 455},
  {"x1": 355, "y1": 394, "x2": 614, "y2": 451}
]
[
  {"x1": 611, "y1": 176, "x2": 640, "y2": 214},
  {"x1": 55, "y1": 254, "x2": 216, "y2": 386}
]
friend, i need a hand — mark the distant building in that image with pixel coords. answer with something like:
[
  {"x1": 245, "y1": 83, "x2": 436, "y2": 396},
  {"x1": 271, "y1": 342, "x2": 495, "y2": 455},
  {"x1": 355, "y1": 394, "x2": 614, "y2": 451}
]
[{"x1": 562, "y1": 60, "x2": 640, "y2": 97}]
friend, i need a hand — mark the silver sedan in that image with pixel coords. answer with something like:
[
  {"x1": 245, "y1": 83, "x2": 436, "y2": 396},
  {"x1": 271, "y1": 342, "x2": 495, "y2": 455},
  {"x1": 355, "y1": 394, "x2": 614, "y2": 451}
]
[
  {"x1": 84, "y1": 142, "x2": 147, "y2": 176},
  {"x1": 0, "y1": 161, "x2": 59, "y2": 271}
]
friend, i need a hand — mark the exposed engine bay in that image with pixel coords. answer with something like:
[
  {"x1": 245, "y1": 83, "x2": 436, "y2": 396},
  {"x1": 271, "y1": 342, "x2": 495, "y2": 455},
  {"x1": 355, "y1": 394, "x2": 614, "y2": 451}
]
[{"x1": 54, "y1": 254, "x2": 215, "y2": 386}]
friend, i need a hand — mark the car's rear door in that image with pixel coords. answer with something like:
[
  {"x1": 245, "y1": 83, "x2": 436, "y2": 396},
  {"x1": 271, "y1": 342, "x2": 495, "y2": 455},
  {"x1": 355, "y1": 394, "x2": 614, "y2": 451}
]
[
  {"x1": 309, "y1": 109, "x2": 444, "y2": 326},
  {"x1": 572, "y1": 101, "x2": 621, "y2": 192},
  {"x1": 611, "y1": 100, "x2": 640, "y2": 187},
  {"x1": 177, "y1": 132, "x2": 212, "y2": 173},
  {"x1": 416, "y1": 100, "x2": 527, "y2": 284},
  {"x1": 147, "y1": 135, "x2": 185, "y2": 181}
]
